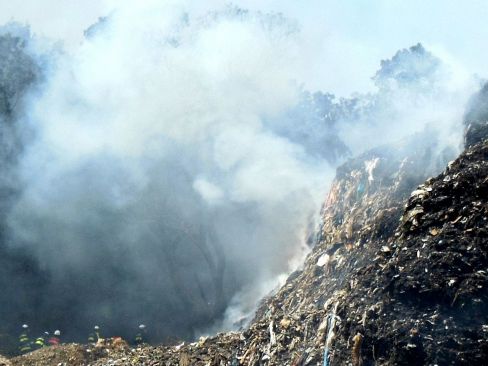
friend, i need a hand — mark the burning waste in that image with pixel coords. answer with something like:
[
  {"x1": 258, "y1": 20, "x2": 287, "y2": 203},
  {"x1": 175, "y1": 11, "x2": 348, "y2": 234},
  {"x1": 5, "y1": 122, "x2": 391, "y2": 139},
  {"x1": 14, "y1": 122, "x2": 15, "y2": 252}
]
[{"x1": 0, "y1": 1, "x2": 487, "y2": 365}]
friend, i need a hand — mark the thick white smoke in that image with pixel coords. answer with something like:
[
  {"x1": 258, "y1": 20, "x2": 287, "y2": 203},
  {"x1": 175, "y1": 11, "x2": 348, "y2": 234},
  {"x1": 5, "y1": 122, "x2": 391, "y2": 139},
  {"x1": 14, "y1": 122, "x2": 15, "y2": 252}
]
[
  {"x1": 8, "y1": 3, "x2": 330, "y2": 339},
  {"x1": 2, "y1": 1, "x2": 481, "y2": 342}
]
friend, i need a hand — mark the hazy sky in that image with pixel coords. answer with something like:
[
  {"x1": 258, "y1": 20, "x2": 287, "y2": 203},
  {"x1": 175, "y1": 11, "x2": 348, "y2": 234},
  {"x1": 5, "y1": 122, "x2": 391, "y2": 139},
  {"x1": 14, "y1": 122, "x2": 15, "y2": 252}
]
[{"x1": 0, "y1": 0, "x2": 486, "y2": 95}]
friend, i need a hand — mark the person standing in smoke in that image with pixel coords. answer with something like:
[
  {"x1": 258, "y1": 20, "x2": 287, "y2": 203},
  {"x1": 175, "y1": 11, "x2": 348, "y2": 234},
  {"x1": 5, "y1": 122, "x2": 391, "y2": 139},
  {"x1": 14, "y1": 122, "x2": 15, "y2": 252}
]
[
  {"x1": 18, "y1": 324, "x2": 32, "y2": 354},
  {"x1": 134, "y1": 324, "x2": 146, "y2": 345},
  {"x1": 48, "y1": 330, "x2": 61, "y2": 346},
  {"x1": 33, "y1": 332, "x2": 47, "y2": 349},
  {"x1": 88, "y1": 325, "x2": 101, "y2": 343}
]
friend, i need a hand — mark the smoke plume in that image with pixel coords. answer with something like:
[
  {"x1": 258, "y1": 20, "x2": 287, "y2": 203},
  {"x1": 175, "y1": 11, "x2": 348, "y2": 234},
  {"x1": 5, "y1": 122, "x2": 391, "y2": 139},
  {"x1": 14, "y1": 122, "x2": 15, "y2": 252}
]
[{"x1": 0, "y1": 1, "x2": 481, "y2": 347}]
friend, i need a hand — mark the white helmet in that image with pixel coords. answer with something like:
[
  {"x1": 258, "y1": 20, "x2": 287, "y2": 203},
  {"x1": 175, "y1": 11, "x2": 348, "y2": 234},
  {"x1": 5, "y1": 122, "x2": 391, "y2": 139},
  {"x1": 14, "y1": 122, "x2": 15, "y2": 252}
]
[
  {"x1": 54, "y1": 330, "x2": 61, "y2": 336},
  {"x1": 139, "y1": 324, "x2": 146, "y2": 329},
  {"x1": 22, "y1": 324, "x2": 29, "y2": 329},
  {"x1": 44, "y1": 331, "x2": 50, "y2": 336},
  {"x1": 94, "y1": 325, "x2": 100, "y2": 330}
]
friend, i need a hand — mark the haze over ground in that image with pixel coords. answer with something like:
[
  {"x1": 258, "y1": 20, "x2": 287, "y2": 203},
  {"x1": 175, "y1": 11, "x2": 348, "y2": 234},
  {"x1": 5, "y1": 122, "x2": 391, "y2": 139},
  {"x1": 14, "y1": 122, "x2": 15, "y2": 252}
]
[{"x1": 0, "y1": 0, "x2": 487, "y2": 347}]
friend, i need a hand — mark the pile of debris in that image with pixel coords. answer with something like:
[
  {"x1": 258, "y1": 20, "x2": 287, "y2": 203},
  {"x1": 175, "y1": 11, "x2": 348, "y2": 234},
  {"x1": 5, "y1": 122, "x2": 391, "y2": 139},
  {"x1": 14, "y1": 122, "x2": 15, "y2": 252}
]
[
  {"x1": 9, "y1": 344, "x2": 91, "y2": 366},
  {"x1": 252, "y1": 138, "x2": 487, "y2": 365},
  {"x1": 88, "y1": 333, "x2": 242, "y2": 366},
  {"x1": 0, "y1": 354, "x2": 10, "y2": 366},
  {"x1": 8, "y1": 338, "x2": 135, "y2": 366}
]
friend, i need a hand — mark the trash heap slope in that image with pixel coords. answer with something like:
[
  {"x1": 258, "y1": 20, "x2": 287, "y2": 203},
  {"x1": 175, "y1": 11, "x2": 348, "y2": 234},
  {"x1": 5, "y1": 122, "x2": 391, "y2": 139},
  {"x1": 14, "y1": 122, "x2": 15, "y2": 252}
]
[
  {"x1": 248, "y1": 138, "x2": 488, "y2": 366},
  {"x1": 242, "y1": 132, "x2": 460, "y2": 366}
]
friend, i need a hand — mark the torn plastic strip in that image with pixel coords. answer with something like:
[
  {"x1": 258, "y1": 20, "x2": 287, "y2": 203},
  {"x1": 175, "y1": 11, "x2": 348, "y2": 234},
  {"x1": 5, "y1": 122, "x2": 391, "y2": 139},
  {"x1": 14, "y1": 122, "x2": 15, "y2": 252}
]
[{"x1": 323, "y1": 302, "x2": 340, "y2": 366}]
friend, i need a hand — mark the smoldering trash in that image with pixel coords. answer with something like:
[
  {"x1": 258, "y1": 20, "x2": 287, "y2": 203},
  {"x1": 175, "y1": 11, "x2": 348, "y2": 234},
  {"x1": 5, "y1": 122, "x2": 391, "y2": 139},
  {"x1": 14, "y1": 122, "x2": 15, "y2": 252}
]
[{"x1": 1, "y1": 2, "x2": 488, "y2": 366}]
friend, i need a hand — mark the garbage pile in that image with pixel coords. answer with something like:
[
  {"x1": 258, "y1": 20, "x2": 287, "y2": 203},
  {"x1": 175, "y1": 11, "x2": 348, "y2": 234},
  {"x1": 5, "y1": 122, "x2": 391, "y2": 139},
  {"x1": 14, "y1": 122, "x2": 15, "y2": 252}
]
[
  {"x1": 0, "y1": 354, "x2": 10, "y2": 366},
  {"x1": 302, "y1": 138, "x2": 488, "y2": 365},
  {"x1": 9, "y1": 337, "x2": 136, "y2": 366},
  {"x1": 239, "y1": 131, "x2": 461, "y2": 365},
  {"x1": 86, "y1": 333, "x2": 243, "y2": 366},
  {"x1": 9, "y1": 344, "x2": 91, "y2": 366}
]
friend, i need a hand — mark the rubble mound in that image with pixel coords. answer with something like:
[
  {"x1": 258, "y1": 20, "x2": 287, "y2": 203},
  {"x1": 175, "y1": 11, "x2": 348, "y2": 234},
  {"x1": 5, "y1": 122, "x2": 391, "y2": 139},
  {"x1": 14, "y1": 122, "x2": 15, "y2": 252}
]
[
  {"x1": 0, "y1": 354, "x2": 11, "y2": 366},
  {"x1": 330, "y1": 138, "x2": 488, "y2": 365},
  {"x1": 9, "y1": 338, "x2": 133, "y2": 366},
  {"x1": 87, "y1": 333, "x2": 242, "y2": 366},
  {"x1": 10, "y1": 344, "x2": 90, "y2": 366},
  {"x1": 257, "y1": 138, "x2": 487, "y2": 366},
  {"x1": 238, "y1": 133, "x2": 460, "y2": 365},
  {"x1": 225, "y1": 138, "x2": 486, "y2": 366}
]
